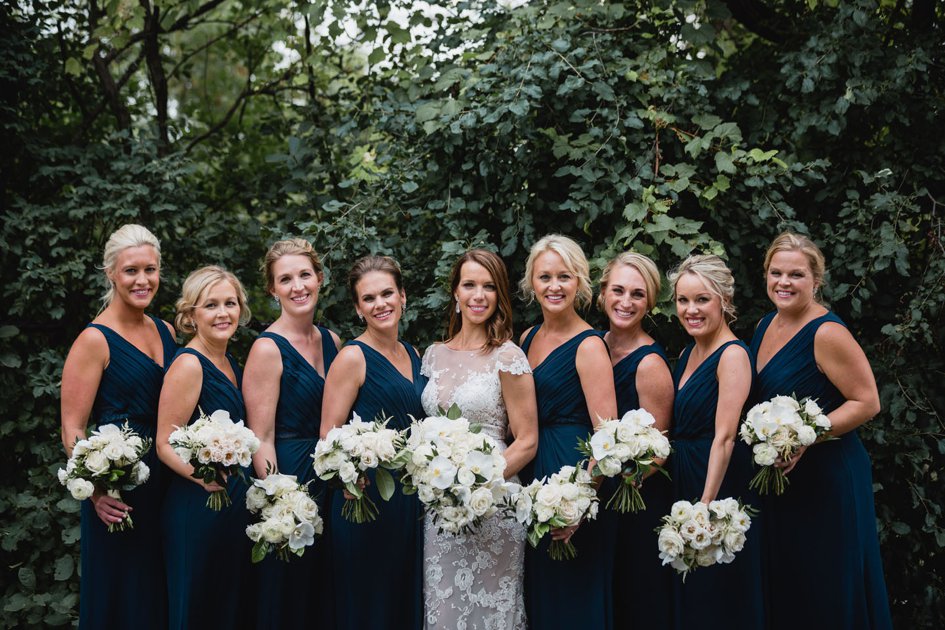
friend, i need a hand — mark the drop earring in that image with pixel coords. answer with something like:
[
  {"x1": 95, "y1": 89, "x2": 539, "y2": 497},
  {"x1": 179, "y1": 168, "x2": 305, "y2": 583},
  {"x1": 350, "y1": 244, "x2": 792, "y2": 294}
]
[
  {"x1": 357, "y1": 311, "x2": 364, "y2": 322},
  {"x1": 455, "y1": 301, "x2": 461, "y2": 313},
  {"x1": 272, "y1": 296, "x2": 280, "y2": 308}
]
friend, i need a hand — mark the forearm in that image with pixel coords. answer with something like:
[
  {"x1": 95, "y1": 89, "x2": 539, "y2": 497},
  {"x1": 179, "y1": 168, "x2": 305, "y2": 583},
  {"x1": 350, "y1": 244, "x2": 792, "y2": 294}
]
[
  {"x1": 502, "y1": 438, "x2": 537, "y2": 479},
  {"x1": 701, "y1": 436, "x2": 734, "y2": 503},
  {"x1": 252, "y1": 440, "x2": 278, "y2": 477},
  {"x1": 157, "y1": 442, "x2": 198, "y2": 483},
  {"x1": 823, "y1": 399, "x2": 880, "y2": 436}
]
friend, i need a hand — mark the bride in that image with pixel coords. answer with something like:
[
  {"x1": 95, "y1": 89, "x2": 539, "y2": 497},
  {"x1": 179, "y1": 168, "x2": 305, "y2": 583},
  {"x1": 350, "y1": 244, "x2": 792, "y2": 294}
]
[{"x1": 421, "y1": 249, "x2": 538, "y2": 629}]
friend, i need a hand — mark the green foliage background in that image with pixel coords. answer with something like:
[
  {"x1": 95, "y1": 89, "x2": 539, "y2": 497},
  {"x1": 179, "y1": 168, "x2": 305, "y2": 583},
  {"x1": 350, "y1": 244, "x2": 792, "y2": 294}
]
[{"x1": 1, "y1": 0, "x2": 942, "y2": 626}]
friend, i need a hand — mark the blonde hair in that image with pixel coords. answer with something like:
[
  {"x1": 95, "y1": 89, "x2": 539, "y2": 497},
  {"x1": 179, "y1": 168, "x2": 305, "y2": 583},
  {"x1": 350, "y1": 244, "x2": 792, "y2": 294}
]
[
  {"x1": 174, "y1": 265, "x2": 251, "y2": 336},
  {"x1": 263, "y1": 238, "x2": 323, "y2": 294},
  {"x1": 519, "y1": 234, "x2": 593, "y2": 309},
  {"x1": 763, "y1": 232, "x2": 826, "y2": 293},
  {"x1": 668, "y1": 254, "x2": 737, "y2": 323},
  {"x1": 100, "y1": 224, "x2": 161, "y2": 309},
  {"x1": 597, "y1": 252, "x2": 661, "y2": 311}
]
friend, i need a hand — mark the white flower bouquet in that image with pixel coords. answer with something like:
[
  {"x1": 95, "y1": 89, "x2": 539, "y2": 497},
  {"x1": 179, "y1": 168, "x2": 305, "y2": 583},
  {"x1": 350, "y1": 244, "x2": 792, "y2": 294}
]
[
  {"x1": 399, "y1": 405, "x2": 509, "y2": 535},
  {"x1": 57, "y1": 422, "x2": 152, "y2": 532},
  {"x1": 657, "y1": 498, "x2": 754, "y2": 581},
  {"x1": 245, "y1": 472, "x2": 324, "y2": 563},
  {"x1": 168, "y1": 408, "x2": 260, "y2": 510},
  {"x1": 740, "y1": 394, "x2": 832, "y2": 495},
  {"x1": 311, "y1": 412, "x2": 404, "y2": 524},
  {"x1": 505, "y1": 464, "x2": 599, "y2": 561},
  {"x1": 577, "y1": 408, "x2": 672, "y2": 513}
]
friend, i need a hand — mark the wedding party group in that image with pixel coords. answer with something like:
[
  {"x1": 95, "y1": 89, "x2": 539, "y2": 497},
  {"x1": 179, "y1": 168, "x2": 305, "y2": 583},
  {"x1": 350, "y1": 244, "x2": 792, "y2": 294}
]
[{"x1": 59, "y1": 223, "x2": 893, "y2": 630}]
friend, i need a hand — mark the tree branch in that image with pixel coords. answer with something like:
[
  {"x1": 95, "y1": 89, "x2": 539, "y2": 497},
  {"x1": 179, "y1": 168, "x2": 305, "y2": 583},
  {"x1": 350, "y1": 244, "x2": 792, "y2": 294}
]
[
  {"x1": 168, "y1": 10, "x2": 264, "y2": 79},
  {"x1": 141, "y1": 0, "x2": 170, "y2": 151},
  {"x1": 722, "y1": 0, "x2": 787, "y2": 44}
]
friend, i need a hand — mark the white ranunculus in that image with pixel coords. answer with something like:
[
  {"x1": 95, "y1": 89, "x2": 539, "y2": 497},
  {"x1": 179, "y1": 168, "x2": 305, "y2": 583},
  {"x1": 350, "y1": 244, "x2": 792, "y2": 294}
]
[
  {"x1": 803, "y1": 398, "x2": 824, "y2": 418},
  {"x1": 796, "y1": 424, "x2": 817, "y2": 446},
  {"x1": 752, "y1": 443, "x2": 778, "y2": 467},
  {"x1": 338, "y1": 462, "x2": 358, "y2": 484},
  {"x1": 246, "y1": 486, "x2": 268, "y2": 511},
  {"x1": 132, "y1": 462, "x2": 150, "y2": 485},
  {"x1": 670, "y1": 500, "x2": 693, "y2": 523},
  {"x1": 657, "y1": 526, "x2": 685, "y2": 558},
  {"x1": 469, "y1": 487, "x2": 494, "y2": 517},
  {"x1": 598, "y1": 456, "x2": 623, "y2": 477},
  {"x1": 57, "y1": 468, "x2": 69, "y2": 484}
]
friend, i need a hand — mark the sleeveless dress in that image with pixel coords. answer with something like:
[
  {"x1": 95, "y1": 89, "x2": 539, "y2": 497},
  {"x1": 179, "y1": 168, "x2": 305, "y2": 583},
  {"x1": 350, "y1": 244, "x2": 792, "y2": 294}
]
[
  {"x1": 329, "y1": 340, "x2": 427, "y2": 630},
  {"x1": 255, "y1": 328, "x2": 337, "y2": 629},
  {"x1": 162, "y1": 348, "x2": 255, "y2": 630},
  {"x1": 420, "y1": 341, "x2": 531, "y2": 629},
  {"x1": 671, "y1": 340, "x2": 764, "y2": 629},
  {"x1": 751, "y1": 311, "x2": 892, "y2": 629},
  {"x1": 521, "y1": 325, "x2": 618, "y2": 630},
  {"x1": 611, "y1": 343, "x2": 675, "y2": 630},
  {"x1": 79, "y1": 315, "x2": 177, "y2": 630}
]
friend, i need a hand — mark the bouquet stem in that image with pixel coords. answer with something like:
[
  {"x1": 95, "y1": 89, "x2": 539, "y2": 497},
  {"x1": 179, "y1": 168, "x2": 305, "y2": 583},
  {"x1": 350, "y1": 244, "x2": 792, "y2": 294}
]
[
  {"x1": 206, "y1": 488, "x2": 232, "y2": 511},
  {"x1": 105, "y1": 489, "x2": 134, "y2": 533},
  {"x1": 342, "y1": 494, "x2": 379, "y2": 524},
  {"x1": 548, "y1": 539, "x2": 577, "y2": 561},
  {"x1": 607, "y1": 481, "x2": 646, "y2": 513},
  {"x1": 748, "y1": 466, "x2": 789, "y2": 495}
]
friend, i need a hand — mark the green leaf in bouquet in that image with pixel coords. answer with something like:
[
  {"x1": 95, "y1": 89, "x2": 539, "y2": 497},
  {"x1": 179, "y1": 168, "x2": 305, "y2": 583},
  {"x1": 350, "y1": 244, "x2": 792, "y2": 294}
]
[
  {"x1": 446, "y1": 403, "x2": 462, "y2": 420},
  {"x1": 344, "y1": 481, "x2": 363, "y2": 499},
  {"x1": 375, "y1": 468, "x2": 395, "y2": 501},
  {"x1": 251, "y1": 540, "x2": 269, "y2": 564},
  {"x1": 468, "y1": 424, "x2": 482, "y2": 434},
  {"x1": 527, "y1": 527, "x2": 543, "y2": 549}
]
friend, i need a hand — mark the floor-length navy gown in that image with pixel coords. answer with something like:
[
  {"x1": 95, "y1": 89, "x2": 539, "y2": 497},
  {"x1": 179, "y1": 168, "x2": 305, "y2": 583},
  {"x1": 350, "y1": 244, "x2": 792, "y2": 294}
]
[
  {"x1": 255, "y1": 328, "x2": 337, "y2": 629},
  {"x1": 751, "y1": 311, "x2": 892, "y2": 629},
  {"x1": 329, "y1": 340, "x2": 426, "y2": 630},
  {"x1": 521, "y1": 326, "x2": 618, "y2": 630},
  {"x1": 671, "y1": 340, "x2": 764, "y2": 629},
  {"x1": 79, "y1": 315, "x2": 176, "y2": 629},
  {"x1": 612, "y1": 343, "x2": 675, "y2": 629},
  {"x1": 162, "y1": 348, "x2": 254, "y2": 630}
]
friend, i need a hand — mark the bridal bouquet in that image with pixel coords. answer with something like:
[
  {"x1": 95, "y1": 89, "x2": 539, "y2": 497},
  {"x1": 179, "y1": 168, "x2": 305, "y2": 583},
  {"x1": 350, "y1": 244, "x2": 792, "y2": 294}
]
[
  {"x1": 399, "y1": 405, "x2": 508, "y2": 534},
  {"x1": 657, "y1": 498, "x2": 754, "y2": 581},
  {"x1": 57, "y1": 422, "x2": 152, "y2": 532},
  {"x1": 505, "y1": 465, "x2": 599, "y2": 561},
  {"x1": 740, "y1": 394, "x2": 832, "y2": 495},
  {"x1": 168, "y1": 408, "x2": 260, "y2": 510},
  {"x1": 311, "y1": 412, "x2": 403, "y2": 524},
  {"x1": 245, "y1": 473, "x2": 323, "y2": 562},
  {"x1": 578, "y1": 408, "x2": 672, "y2": 513}
]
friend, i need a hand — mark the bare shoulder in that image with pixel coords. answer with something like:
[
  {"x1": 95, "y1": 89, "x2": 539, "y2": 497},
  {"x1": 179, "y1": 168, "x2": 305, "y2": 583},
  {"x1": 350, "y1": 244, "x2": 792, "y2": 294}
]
[
  {"x1": 166, "y1": 352, "x2": 202, "y2": 380},
  {"x1": 67, "y1": 326, "x2": 109, "y2": 362},
  {"x1": 638, "y1": 351, "x2": 671, "y2": 377},
  {"x1": 576, "y1": 332, "x2": 609, "y2": 356},
  {"x1": 718, "y1": 342, "x2": 751, "y2": 371},
  {"x1": 160, "y1": 319, "x2": 176, "y2": 337},
  {"x1": 814, "y1": 320, "x2": 857, "y2": 351},
  {"x1": 246, "y1": 335, "x2": 283, "y2": 368},
  {"x1": 333, "y1": 344, "x2": 367, "y2": 369},
  {"x1": 326, "y1": 328, "x2": 342, "y2": 350}
]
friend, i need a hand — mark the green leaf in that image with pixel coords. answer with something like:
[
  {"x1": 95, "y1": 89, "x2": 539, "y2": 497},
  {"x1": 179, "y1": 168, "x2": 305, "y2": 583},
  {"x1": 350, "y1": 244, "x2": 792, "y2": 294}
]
[
  {"x1": 446, "y1": 403, "x2": 462, "y2": 420},
  {"x1": 0, "y1": 325, "x2": 18, "y2": 339},
  {"x1": 65, "y1": 58, "x2": 82, "y2": 77},
  {"x1": 53, "y1": 555, "x2": 74, "y2": 581},
  {"x1": 715, "y1": 152, "x2": 736, "y2": 174},
  {"x1": 251, "y1": 540, "x2": 269, "y2": 563},
  {"x1": 375, "y1": 468, "x2": 395, "y2": 501}
]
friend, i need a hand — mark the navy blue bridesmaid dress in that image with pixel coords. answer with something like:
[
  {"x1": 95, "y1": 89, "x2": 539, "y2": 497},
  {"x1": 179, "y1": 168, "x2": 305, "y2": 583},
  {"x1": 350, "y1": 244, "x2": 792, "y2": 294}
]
[
  {"x1": 329, "y1": 340, "x2": 426, "y2": 630},
  {"x1": 255, "y1": 328, "x2": 337, "y2": 629},
  {"x1": 162, "y1": 348, "x2": 255, "y2": 630},
  {"x1": 671, "y1": 340, "x2": 764, "y2": 629},
  {"x1": 521, "y1": 326, "x2": 618, "y2": 630},
  {"x1": 612, "y1": 343, "x2": 675, "y2": 630},
  {"x1": 751, "y1": 311, "x2": 892, "y2": 629},
  {"x1": 79, "y1": 315, "x2": 176, "y2": 629}
]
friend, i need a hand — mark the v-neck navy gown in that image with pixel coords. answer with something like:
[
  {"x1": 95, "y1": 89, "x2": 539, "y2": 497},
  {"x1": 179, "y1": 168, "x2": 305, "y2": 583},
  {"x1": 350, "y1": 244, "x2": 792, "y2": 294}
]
[
  {"x1": 521, "y1": 325, "x2": 618, "y2": 630},
  {"x1": 612, "y1": 343, "x2": 675, "y2": 630},
  {"x1": 329, "y1": 340, "x2": 426, "y2": 630},
  {"x1": 255, "y1": 328, "x2": 338, "y2": 629},
  {"x1": 79, "y1": 315, "x2": 176, "y2": 630},
  {"x1": 751, "y1": 311, "x2": 892, "y2": 629},
  {"x1": 671, "y1": 340, "x2": 764, "y2": 629},
  {"x1": 162, "y1": 348, "x2": 255, "y2": 630}
]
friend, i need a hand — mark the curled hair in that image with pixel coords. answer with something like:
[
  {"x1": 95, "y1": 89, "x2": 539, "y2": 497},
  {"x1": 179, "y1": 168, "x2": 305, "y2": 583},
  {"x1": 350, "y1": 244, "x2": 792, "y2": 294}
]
[
  {"x1": 668, "y1": 254, "x2": 737, "y2": 324},
  {"x1": 100, "y1": 224, "x2": 161, "y2": 310},
  {"x1": 519, "y1": 234, "x2": 593, "y2": 309},
  {"x1": 347, "y1": 255, "x2": 403, "y2": 303},
  {"x1": 446, "y1": 249, "x2": 514, "y2": 350},
  {"x1": 263, "y1": 238, "x2": 323, "y2": 294},
  {"x1": 763, "y1": 232, "x2": 826, "y2": 298},
  {"x1": 174, "y1": 265, "x2": 251, "y2": 336},
  {"x1": 597, "y1": 252, "x2": 662, "y2": 312}
]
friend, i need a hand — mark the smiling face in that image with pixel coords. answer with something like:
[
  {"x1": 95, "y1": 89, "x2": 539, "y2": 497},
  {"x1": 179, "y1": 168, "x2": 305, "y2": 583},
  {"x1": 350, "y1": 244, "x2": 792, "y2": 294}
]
[
  {"x1": 531, "y1": 250, "x2": 578, "y2": 315},
  {"x1": 454, "y1": 260, "x2": 497, "y2": 328},
  {"x1": 675, "y1": 272, "x2": 724, "y2": 339},
  {"x1": 107, "y1": 245, "x2": 160, "y2": 311},
  {"x1": 603, "y1": 264, "x2": 649, "y2": 333},
  {"x1": 766, "y1": 250, "x2": 817, "y2": 313},
  {"x1": 355, "y1": 271, "x2": 404, "y2": 332},
  {"x1": 271, "y1": 254, "x2": 322, "y2": 316},
  {"x1": 193, "y1": 280, "x2": 241, "y2": 345}
]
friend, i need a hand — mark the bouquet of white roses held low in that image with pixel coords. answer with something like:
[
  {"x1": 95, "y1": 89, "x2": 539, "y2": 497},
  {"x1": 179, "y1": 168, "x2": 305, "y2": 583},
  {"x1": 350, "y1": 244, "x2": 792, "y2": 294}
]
[
  {"x1": 57, "y1": 422, "x2": 152, "y2": 532},
  {"x1": 245, "y1": 472, "x2": 323, "y2": 563},
  {"x1": 168, "y1": 408, "x2": 260, "y2": 510},
  {"x1": 311, "y1": 412, "x2": 404, "y2": 524},
  {"x1": 504, "y1": 464, "x2": 599, "y2": 561},
  {"x1": 577, "y1": 408, "x2": 672, "y2": 513},
  {"x1": 740, "y1": 394, "x2": 832, "y2": 495},
  {"x1": 399, "y1": 404, "x2": 509, "y2": 535},
  {"x1": 657, "y1": 498, "x2": 754, "y2": 581}
]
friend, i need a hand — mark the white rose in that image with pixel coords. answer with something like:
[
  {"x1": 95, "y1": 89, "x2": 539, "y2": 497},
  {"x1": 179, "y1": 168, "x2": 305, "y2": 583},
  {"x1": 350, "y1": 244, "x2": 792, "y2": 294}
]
[
  {"x1": 456, "y1": 467, "x2": 476, "y2": 487},
  {"x1": 723, "y1": 530, "x2": 746, "y2": 553},
  {"x1": 246, "y1": 486, "x2": 268, "y2": 512},
  {"x1": 597, "y1": 456, "x2": 623, "y2": 477},
  {"x1": 84, "y1": 450, "x2": 110, "y2": 476},
  {"x1": 803, "y1": 398, "x2": 824, "y2": 418},
  {"x1": 132, "y1": 462, "x2": 150, "y2": 485},
  {"x1": 695, "y1": 545, "x2": 722, "y2": 567},
  {"x1": 657, "y1": 526, "x2": 685, "y2": 558},
  {"x1": 670, "y1": 500, "x2": 693, "y2": 523},
  {"x1": 752, "y1": 443, "x2": 778, "y2": 467},
  {"x1": 67, "y1": 478, "x2": 95, "y2": 500},
  {"x1": 796, "y1": 425, "x2": 817, "y2": 446},
  {"x1": 338, "y1": 462, "x2": 358, "y2": 484},
  {"x1": 469, "y1": 488, "x2": 494, "y2": 516},
  {"x1": 103, "y1": 443, "x2": 125, "y2": 462},
  {"x1": 57, "y1": 468, "x2": 69, "y2": 485}
]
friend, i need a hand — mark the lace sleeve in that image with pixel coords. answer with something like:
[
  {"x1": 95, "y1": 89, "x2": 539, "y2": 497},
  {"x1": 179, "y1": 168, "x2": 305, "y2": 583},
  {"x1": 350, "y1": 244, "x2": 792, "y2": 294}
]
[
  {"x1": 495, "y1": 341, "x2": 532, "y2": 375},
  {"x1": 420, "y1": 344, "x2": 437, "y2": 377}
]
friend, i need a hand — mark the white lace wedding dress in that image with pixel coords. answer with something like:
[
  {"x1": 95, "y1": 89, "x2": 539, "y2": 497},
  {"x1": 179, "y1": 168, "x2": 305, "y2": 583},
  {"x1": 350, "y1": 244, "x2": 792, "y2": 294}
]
[{"x1": 420, "y1": 341, "x2": 530, "y2": 630}]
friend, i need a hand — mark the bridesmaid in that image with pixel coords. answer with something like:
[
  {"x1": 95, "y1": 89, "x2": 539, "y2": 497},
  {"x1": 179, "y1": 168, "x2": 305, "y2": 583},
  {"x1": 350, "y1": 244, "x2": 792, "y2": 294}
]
[
  {"x1": 320, "y1": 255, "x2": 426, "y2": 630},
  {"x1": 668, "y1": 254, "x2": 764, "y2": 629},
  {"x1": 60, "y1": 224, "x2": 176, "y2": 629},
  {"x1": 518, "y1": 234, "x2": 619, "y2": 630},
  {"x1": 598, "y1": 252, "x2": 675, "y2": 629},
  {"x1": 751, "y1": 232, "x2": 892, "y2": 629},
  {"x1": 244, "y1": 239, "x2": 340, "y2": 628},
  {"x1": 157, "y1": 266, "x2": 255, "y2": 629}
]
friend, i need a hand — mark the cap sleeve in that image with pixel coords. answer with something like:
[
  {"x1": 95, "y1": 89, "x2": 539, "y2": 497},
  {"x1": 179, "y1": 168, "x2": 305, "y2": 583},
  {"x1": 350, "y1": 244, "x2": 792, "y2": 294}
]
[
  {"x1": 496, "y1": 341, "x2": 532, "y2": 376},
  {"x1": 420, "y1": 343, "x2": 437, "y2": 377}
]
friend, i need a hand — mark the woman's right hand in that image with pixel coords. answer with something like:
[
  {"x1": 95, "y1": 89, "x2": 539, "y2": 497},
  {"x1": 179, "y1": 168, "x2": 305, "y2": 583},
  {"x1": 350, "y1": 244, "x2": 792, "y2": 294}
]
[
  {"x1": 195, "y1": 478, "x2": 225, "y2": 493},
  {"x1": 91, "y1": 489, "x2": 131, "y2": 526},
  {"x1": 342, "y1": 475, "x2": 369, "y2": 500}
]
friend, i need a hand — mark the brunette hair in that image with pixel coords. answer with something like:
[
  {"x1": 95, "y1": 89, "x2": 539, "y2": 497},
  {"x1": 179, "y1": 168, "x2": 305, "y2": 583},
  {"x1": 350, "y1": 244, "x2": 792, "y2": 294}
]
[
  {"x1": 446, "y1": 249, "x2": 514, "y2": 350},
  {"x1": 347, "y1": 255, "x2": 404, "y2": 303}
]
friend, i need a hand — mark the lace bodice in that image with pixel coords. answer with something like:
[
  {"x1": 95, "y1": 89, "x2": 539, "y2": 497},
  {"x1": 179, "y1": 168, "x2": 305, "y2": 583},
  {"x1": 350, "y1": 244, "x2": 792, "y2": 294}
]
[{"x1": 421, "y1": 341, "x2": 531, "y2": 443}]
